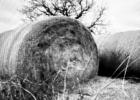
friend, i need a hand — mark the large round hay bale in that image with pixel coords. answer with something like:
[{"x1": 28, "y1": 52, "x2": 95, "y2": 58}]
[
  {"x1": 97, "y1": 31, "x2": 140, "y2": 79},
  {"x1": 0, "y1": 17, "x2": 98, "y2": 82}
]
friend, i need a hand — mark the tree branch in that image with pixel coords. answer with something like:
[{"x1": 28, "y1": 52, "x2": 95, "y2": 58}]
[
  {"x1": 21, "y1": 0, "x2": 106, "y2": 34},
  {"x1": 88, "y1": 7, "x2": 105, "y2": 29},
  {"x1": 41, "y1": 3, "x2": 56, "y2": 16},
  {"x1": 75, "y1": 0, "x2": 93, "y2": 19}
]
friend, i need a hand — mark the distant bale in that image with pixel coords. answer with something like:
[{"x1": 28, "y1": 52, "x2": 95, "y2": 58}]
[
  {"x1": 96, "y1": 31, "x2": 140, "y2": 79},
  {"x1": 0, "y1": 17, "x2": 98, "y2": 83}
]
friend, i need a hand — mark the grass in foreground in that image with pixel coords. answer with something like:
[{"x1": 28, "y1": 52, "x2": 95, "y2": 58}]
[
  {"x1": 1, "y1": 76, "x2": 140, "y2": 100},
  {"x1": 57, "y1": 76, "x2": 140, "y2": 100}
]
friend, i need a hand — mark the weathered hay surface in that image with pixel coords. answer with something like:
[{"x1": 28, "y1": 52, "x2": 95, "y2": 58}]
[
  {"x1": 0, "y1": 17, "x2": 98, "y2": 82},
  {"x1": 96, "y1": 31, "x2": 140, "y2": 79}
]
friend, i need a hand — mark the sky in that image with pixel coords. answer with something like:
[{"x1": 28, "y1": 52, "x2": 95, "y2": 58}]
[
  {"x1": 106, "y1": 0, "x2": 140, "y2": 33},
  {"x1": 0, "y1": 0, "x2": 140, "y2": 33},
  {"x1": 0, "y1": 0, "x2": 24, "y2": 33}
]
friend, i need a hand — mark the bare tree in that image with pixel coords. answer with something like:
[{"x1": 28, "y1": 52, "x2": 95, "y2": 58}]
[{"x1": 21, "y1": 0, "x2": 106, "y2": 34}]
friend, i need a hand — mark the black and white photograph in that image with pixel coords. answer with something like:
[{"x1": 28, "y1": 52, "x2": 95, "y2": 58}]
[{"x1": 0, "y1": 0, "x2": 140, "y2": 100}]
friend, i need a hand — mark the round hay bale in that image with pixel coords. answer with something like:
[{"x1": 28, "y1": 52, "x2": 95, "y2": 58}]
[
  {"x1": 97, "y1": 31, "x2": 140, "y2": 79},
  {"x1": 0, "y1": 17, "x2": 98, "y2": 82}
]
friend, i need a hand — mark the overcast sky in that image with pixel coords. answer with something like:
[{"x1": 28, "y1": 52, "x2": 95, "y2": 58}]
[
  {"x1": 106, "y1": 0, "x2": 140, "y2": 33},
  {"x1": 0, "y1": 0, "x2": 140, "y2": 33}
]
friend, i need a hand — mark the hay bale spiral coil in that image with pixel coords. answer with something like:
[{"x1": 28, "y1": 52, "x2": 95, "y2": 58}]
[{"x1": 0, "y1": 17, "x2": 98, "y2": 83}]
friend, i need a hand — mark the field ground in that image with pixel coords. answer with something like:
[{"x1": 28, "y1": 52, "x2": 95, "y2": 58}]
[
  {"x1": 58, "y1": 76, "x2": 140, "y2": 100},
  {"x1": 1, "y1": 76, "x2": 140, "y2": 100}
]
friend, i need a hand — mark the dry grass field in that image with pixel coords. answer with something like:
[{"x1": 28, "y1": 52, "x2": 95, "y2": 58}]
[
  {"x1": 57, "y1": 76, "x2": 140, "y2": 100},
  {"x1": 0, "y1": 76, "x2": 140, "y2": 100}
]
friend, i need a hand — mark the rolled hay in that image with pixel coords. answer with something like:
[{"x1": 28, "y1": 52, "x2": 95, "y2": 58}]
[
  {"x1": 0, "y1": 17, "x2": 98, "y2": 83},
  {"x1": 96, "y1": 31, "x2": 140, "y2": 79}
]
